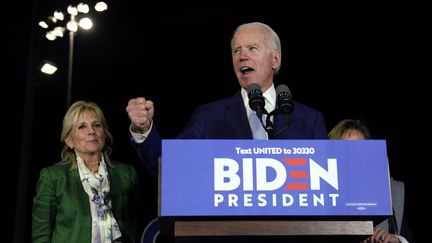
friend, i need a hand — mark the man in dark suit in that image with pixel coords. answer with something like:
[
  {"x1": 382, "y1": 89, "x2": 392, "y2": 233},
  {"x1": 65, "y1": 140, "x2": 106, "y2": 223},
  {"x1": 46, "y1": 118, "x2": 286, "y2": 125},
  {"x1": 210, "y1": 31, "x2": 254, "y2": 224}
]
[{"x1": 126, "y1": 22, "x2": 328, "y2": 178}]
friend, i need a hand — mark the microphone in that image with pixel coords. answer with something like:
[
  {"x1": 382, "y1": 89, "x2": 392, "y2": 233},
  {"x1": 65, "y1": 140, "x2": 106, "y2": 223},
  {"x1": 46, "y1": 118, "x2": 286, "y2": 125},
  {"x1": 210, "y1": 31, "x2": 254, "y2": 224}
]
[
  {"x1": 246, "y1": 83, "x2": 265, "y2": 117},
  {"x1": 276, "y1": 84, "x2": 294, "y2": 125},
  {"x1": 247, "y1": 83, "x2": 274, "y2": 137}
]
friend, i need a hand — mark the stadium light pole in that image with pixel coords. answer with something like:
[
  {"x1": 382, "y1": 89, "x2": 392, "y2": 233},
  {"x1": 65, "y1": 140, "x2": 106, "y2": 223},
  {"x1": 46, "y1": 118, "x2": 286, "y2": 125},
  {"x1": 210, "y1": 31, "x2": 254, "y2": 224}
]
[{"x1": 38, "y1": 2, "x2": 108, "y2": 107}]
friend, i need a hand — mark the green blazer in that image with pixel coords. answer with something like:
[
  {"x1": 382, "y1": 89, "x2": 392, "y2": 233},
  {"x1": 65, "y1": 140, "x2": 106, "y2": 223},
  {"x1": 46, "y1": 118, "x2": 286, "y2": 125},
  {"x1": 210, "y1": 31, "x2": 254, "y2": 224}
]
[{"x1": 32, "y1": 160, "x2": 142, "y2": 243}]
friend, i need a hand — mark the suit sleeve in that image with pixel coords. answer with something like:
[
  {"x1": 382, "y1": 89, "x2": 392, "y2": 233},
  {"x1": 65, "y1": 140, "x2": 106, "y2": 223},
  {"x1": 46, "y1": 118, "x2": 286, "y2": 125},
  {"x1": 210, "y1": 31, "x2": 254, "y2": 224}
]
[{"x1": 130, "y1": 124, "x2": 162, "y2": 177}]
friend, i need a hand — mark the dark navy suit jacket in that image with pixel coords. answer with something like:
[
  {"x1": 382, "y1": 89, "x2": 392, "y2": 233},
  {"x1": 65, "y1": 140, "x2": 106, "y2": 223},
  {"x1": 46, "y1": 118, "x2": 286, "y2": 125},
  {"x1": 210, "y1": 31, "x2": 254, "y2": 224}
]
[{"x1": 132, "y1": 91, "x2": 328, "y2": 176}]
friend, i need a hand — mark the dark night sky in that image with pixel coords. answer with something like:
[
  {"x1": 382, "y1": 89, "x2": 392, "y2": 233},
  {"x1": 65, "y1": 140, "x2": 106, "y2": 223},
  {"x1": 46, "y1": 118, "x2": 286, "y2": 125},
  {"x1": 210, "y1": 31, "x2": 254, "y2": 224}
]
[{"x1": 10, "y1": 1, "x2": 427, "y2": 242}]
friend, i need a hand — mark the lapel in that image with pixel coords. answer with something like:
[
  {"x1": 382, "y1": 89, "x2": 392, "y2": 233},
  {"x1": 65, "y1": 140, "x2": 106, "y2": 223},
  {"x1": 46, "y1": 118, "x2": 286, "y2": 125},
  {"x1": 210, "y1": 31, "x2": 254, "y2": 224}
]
[
  {"x1": 272, "y1": 107, "x2": 298, "y2": 139},
  {"x1": 224, "y1": 92, "x2": 253, "y2": 139},
  {"x1": 63, "y1": 166, "x2": 91, "y2": 221},
  {"x1": 273, "y1": 112, "x2": 286, "y2": 134},
  {"x1": 105, "y1": 162, "x2": 127, "y2": 195},
  {"x1": 106, "y1": 163, "x2": 120, "y2": 193}
]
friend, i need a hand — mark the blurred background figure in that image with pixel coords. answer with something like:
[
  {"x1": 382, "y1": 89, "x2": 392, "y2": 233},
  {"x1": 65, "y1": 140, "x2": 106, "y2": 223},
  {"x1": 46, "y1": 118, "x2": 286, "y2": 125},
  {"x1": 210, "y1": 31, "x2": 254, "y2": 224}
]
[{"x1": 329, "y1": 118, "x2": 414, "y2": 243}]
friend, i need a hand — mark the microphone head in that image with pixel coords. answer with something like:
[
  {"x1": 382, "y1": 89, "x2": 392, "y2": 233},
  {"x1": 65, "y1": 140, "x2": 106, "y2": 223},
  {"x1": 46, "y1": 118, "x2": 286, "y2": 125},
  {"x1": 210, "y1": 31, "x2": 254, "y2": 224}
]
[
  {"x1": 246, "y1": 83, "x2": 265, "y2": 112},
  {"x1": 276, "y1": 84, "x2": 294, "y2": 115}
]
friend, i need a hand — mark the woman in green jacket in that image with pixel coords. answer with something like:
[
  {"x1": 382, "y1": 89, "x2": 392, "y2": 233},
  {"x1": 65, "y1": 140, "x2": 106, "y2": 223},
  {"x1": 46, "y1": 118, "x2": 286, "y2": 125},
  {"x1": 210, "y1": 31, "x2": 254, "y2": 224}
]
[{"x1": 32, "y1": 101, "x2": 142, "y2": 243}]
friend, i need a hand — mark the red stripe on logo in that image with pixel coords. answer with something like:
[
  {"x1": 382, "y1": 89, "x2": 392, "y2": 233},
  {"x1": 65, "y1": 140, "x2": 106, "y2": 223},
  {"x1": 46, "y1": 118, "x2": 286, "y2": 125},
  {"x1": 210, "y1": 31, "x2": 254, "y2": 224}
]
[
  {"x1": 285, "y1": 182, "x2": 308, "y2": 190},
  {"x1": 290, "y1": 170, "x2": 308, "y2": 178},
  {"x1": 284, "y1": 158, "x2": 307, "y2": 165}
]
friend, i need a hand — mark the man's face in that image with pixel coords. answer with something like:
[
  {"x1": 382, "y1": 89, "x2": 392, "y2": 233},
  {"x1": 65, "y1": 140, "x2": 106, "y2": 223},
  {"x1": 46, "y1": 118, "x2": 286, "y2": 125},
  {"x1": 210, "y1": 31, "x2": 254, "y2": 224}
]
[{"x1": 231, "y1": 26, "x2": 280, "y2": 92}]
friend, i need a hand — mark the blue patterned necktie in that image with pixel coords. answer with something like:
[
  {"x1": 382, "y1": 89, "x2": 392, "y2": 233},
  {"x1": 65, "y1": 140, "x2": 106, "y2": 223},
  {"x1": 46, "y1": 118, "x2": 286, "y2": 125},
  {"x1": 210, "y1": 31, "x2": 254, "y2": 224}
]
[{"x1": 249, "y1": 113, "x2": 267, "y2": 139}]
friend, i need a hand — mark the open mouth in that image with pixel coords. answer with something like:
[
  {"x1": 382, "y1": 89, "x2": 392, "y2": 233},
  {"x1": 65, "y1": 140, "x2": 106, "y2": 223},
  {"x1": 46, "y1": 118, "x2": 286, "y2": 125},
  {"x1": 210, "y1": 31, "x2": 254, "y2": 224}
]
[{"x1": 240, "y1": 66, "x2": 254, "y2": 74}]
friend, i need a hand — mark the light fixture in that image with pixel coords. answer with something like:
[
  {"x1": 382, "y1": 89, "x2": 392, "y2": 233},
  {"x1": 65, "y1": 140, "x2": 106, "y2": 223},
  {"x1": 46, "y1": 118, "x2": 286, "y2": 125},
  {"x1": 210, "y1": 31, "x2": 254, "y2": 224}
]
[
  {"x1": 95, "y1": 2, "x2": 108, "y2": 12},
  {"x1": 41, "y1": 62, "x2": 58, "y2": 75}
]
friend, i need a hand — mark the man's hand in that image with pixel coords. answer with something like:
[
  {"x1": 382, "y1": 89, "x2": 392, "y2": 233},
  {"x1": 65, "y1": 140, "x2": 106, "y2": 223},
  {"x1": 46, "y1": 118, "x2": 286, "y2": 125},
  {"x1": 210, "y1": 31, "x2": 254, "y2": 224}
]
[{"x1": 126, "y1": 97, "x2": 154, "y2": 134}]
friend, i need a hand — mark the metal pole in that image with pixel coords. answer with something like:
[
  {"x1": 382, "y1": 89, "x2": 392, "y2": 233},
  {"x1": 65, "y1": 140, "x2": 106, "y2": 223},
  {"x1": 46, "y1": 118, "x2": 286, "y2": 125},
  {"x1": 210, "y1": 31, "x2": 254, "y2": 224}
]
[{"x1": 67, "y1": 14, "x2": 75, "y2": 108}]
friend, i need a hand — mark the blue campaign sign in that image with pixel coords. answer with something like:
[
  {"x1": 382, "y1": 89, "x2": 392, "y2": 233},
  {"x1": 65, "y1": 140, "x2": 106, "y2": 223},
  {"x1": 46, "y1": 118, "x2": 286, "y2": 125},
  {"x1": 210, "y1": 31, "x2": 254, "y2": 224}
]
[{"x1": 160, "y1": 140, "x2": 392, "y2": 217}]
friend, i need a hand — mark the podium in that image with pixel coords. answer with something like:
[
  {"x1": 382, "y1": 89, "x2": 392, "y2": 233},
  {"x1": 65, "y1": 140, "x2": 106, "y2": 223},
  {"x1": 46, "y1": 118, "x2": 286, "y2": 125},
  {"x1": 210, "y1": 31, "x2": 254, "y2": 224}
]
[
  {"x1": 173, "y1": 219, "x2": 372, "y2": 236},
  {"x1": 158, "y1": 140, "x2": 391, "y2": 242}
]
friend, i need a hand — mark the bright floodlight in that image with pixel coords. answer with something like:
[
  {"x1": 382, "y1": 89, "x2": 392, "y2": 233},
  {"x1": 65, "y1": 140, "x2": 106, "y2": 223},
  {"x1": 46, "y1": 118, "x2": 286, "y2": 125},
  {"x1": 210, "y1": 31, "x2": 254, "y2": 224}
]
[
  {"x1": 79, "y1": 18, "x2": 93, "y2": 30},
  {"x1": 45, "y1": 31, "x2": 57, "y2": 41},
  {"x1": 67, "y1": 6, "x2": 78, "y2": 16},
  {"x1": 52, "y1": 27, "x2": 65, "y2": 37},
  {"x1": 77, "y1": 3, "x2": 90, "y2": 13},
  {"x1": 39, "y1": 21, "x2": 48, "y2": 29},
  {"x1": 53, "y1": 11, "x2": 64, "y2": 21},
  {"x1": 41, "y1": 63, "x2": 58, "y2": 75},
  {"x1": 66, "y1": 20, "x2": 78, "y2": 32},
  {"x1": 95, "y1": 2, "x2": 108, "y2": 12}
]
